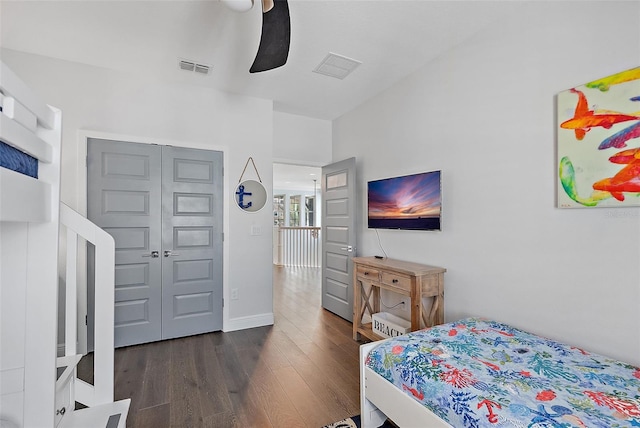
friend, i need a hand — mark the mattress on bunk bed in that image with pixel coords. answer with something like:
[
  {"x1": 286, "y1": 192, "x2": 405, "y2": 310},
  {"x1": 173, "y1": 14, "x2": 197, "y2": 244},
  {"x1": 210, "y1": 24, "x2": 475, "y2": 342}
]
[
  {"x1": 0, "y1": 140, "x2": 38, "y2": 178},
  {"x1": 365, "y1": 317, "x2": 640, "y2": 427}
]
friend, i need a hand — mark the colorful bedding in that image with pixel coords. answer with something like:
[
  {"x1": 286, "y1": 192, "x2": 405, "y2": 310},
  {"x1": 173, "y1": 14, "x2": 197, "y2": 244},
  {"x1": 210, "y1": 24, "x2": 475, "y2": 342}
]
[{"x1": 365, "y1": 318, "x2": 640, "y2": 427}]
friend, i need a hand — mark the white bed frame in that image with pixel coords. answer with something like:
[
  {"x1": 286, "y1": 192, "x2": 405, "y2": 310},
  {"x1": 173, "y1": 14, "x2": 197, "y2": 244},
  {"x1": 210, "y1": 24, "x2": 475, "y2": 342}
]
[
  {"x1": 0, "y1": 61, "x2": 129, "y2": 427},
  {"x1": 360, "y1": 340, "x2": 452, "y2": 428},
  {"x1": 0, "y1": 59, "x2": 63, "y2": 428}
]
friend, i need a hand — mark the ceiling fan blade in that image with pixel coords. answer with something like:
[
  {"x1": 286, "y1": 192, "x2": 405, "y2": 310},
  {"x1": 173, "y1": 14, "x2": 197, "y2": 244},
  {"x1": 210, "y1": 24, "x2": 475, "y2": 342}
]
[{"x1": 249, "y1": 0, "x2": 290, "y2": 73}]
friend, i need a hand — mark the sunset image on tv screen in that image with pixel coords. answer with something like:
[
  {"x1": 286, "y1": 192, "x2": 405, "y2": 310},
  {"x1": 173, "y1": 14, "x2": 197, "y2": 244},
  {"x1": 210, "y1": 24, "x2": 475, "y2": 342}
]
[{"x1": 368, "y1": 170, "x2": 441, "y2": 230}]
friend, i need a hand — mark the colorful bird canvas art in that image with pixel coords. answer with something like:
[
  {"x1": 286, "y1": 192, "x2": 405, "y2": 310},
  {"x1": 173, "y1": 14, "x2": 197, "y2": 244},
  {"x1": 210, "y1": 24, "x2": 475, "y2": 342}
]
[{"x1": 557, "y1": 66, "x2": 640, "y2": 207}]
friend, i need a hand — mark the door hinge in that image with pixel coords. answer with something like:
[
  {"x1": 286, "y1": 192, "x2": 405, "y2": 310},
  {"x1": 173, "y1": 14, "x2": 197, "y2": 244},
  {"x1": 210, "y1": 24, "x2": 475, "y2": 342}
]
[
  {"x1": 222, "y1": 298, "x2": 224, "y2": 308},
  {"x1": 85, "y1": 315, "x2": 88, "y2": 325},
  {"x1": 222, "y1": 232, "x2": 224, "y2": 242}
]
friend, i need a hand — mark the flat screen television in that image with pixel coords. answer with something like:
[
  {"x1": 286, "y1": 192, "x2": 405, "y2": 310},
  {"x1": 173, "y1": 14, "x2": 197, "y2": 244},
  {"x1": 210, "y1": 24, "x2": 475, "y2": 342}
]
[{"x1": 367, "y1": 170, "x2": 441, "y2": 231}]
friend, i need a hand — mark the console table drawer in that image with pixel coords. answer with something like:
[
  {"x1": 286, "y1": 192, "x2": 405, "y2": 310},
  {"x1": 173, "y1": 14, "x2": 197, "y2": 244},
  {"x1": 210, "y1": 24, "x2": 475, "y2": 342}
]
[
  {"x1": 356, "y1": 266, "x2": 380, "y2": 280},
  {"x1": 381, "y1": 272, "x2": 411, "y2": 292}
]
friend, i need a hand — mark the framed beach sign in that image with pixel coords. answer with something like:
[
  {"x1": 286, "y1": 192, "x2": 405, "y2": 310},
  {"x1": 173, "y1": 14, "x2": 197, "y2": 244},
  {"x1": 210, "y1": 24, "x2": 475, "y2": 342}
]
[{"x1": 557, "y1": 67, "x2": 640, "y2": 208}]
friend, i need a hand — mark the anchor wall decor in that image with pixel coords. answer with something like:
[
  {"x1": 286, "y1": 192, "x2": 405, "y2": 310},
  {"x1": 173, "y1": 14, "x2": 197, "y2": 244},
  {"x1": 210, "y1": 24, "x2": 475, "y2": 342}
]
[{"x1": 235, "y1": 157, "x2": 267, "y2": 212}]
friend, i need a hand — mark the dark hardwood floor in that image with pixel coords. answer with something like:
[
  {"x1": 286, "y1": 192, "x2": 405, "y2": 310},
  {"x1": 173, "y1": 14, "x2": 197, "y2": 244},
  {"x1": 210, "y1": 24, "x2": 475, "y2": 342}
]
[{"x1": 107, "y1": 266, "x2": 361, "y2": 427}]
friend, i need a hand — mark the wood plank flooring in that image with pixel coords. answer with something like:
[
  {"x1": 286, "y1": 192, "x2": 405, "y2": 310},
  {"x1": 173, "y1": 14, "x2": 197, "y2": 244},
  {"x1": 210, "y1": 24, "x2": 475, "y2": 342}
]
[{"x1": 102, "y1": 266, "x2": 361, "y2": 427}]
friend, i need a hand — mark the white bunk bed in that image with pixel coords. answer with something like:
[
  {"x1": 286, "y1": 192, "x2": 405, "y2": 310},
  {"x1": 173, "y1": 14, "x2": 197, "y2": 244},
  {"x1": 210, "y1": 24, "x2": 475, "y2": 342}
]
[{"x1": 0, "y1": 61, "x2": 129, "y2": 427}]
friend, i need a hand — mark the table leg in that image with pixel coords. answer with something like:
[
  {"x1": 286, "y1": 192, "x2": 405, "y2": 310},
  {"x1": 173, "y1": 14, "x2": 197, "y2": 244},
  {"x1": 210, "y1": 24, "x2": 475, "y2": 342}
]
[
  {"x1": 435, "y1": 274, "x2": 444, "y2": 324},
  {"x1": 410, "y1": 283, "x2": 421, "y2": 331},
  {"x1": 353, "y1": 278, "x2": 360, "y2": 340}
]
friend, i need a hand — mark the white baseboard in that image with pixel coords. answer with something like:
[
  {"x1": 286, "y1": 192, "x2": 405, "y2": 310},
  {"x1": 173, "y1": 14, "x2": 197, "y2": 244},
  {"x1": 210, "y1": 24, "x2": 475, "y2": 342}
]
[
  {"x1": 223, "y1": 312, "x2": 274, "y2": 332},
  {"x1": 57, "y1": 316, "x2": 275, "y2": 346}
]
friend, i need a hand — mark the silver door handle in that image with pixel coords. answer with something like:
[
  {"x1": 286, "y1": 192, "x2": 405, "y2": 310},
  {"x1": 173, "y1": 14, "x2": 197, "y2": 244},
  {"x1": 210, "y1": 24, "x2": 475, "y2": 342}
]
[
  {"x1": 142, "y1": 251, "x2": 159, "y2": 258},
  {"x1": 164, "y1": 250, "x2": 180, "y2": 257},
  {"x1": 340, "y1": 245, "x2": 354, "y2": 252}
]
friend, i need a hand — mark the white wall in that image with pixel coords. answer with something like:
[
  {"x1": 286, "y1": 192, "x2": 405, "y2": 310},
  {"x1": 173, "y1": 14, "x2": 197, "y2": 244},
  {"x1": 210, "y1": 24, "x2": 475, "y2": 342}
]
[
  {"x1": 273, "y1": 111, "x2": 332, "y2": 165},
  {"x1": 1, "y1": 49, "x2": 275, "y2": 329},
  {"x1": 333, "y1": 2, "x2": 640, "y2": 366}
]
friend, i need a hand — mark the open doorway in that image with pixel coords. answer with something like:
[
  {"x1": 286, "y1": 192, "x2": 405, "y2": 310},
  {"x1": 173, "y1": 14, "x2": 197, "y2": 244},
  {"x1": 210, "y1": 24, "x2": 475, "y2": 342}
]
[
  {"x1": 272, "y1": 163, "x2": 322, "y2": 268},
  {"x1": 273, "y1": 158, "x2": 357, "y2": 323}
]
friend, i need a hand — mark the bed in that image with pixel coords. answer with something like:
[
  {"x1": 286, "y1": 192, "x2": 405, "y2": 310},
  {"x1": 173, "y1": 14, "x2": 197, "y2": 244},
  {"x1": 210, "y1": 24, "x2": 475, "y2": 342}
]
[
  {"x1": 0, "y1": 59, "x2": 64, "y2": 427},
  {"x1": 360, "y1": 318, "x2": 640, "y2": 428},
  {"x1": 0, "y1": 60, "x2": 128, "y2": 427}
]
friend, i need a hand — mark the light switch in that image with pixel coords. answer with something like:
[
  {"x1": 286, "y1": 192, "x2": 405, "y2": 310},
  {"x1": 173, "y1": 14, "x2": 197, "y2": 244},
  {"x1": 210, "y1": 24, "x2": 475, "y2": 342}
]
[{"x1": 251, "y1": 225, "x2": 262, "y2": 236}]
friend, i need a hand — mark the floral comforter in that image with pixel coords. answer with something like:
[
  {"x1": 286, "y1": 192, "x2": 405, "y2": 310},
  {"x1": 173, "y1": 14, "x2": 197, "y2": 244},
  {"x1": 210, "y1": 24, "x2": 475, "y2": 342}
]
[{"x1": 365, "y1": 318, "x2": 640, "y2": 427}]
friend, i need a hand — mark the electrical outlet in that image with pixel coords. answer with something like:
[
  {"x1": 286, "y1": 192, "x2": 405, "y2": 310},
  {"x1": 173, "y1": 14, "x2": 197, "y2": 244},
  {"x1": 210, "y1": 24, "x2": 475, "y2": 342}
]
[{"x1": 231, "y1": 288, "x2": 239, "y2": 300}]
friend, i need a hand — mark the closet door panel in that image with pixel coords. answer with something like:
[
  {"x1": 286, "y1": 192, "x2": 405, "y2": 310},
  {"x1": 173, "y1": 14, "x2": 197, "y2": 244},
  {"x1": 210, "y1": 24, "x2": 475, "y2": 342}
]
[
  {"x1": 160, "y1": 146, "x2": 223, "y2": 340},
  {"x1": 87, "y1": 139, "x2": 162, "y2": 348}
]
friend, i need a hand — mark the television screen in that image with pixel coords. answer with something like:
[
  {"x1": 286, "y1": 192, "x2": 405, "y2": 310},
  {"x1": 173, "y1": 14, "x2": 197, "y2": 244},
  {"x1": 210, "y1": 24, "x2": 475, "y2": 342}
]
[{"x1": 367, "y1": 170, "x2": 441, "y2": 231}]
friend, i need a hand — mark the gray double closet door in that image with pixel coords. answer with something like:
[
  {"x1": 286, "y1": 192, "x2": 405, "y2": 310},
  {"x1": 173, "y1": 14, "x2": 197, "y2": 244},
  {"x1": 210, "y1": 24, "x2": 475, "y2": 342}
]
[{"x1": 87, "y1": 138, "x2": 223, "y2": 348}]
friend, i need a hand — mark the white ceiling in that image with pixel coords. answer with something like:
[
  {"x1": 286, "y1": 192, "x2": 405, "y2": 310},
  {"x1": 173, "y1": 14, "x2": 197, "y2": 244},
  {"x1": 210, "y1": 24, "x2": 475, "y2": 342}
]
[
  {"x1": 0, "y1": 0, "x2": 514, "y2": 121},
  {"x1": 1, "y1": 1, "x2": 516, "y2": 191},
  {"x1": 273, "y1": 163, "x2": 321, "y2": 192}
]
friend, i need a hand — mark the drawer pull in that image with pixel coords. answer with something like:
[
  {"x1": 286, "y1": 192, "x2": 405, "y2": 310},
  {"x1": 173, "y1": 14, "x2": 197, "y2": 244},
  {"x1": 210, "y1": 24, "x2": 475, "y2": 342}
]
[
  {"x1": 392, "y1": 279, "x2": 398, "y2": 283},
  {"x1": 364, "y1": 272, "x2": 369, "y2": 276}
]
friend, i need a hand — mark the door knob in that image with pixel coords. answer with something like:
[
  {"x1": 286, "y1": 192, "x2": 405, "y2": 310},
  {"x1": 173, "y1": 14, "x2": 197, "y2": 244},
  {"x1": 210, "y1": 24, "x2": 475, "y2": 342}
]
[
  {"x1": 164, "y1": 250, "x2": 180, "y2": 257},
  {"x1": 142, "y1": 251, "x2": 159, "y2": 258},
  {"x1": 340, "y1": 245, "x2": 354, "y2": 252}
]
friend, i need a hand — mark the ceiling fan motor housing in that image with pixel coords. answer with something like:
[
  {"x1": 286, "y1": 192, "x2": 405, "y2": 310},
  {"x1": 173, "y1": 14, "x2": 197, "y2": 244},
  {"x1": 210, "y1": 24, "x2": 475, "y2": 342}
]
[{"x1": 221, "y1": 0, "x2": 254, "y2": 13}]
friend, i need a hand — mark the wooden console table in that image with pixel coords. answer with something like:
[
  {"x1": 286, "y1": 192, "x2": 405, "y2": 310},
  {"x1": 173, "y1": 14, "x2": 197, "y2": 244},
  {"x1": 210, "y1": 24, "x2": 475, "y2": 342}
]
[{"x1": 352, "y1": 256, "x2": 446, "y2": 341}]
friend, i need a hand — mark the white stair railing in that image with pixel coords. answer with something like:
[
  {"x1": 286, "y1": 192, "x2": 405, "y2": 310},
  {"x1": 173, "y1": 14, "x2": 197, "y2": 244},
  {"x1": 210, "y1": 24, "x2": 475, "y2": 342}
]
[
  {"x1": 59, "y1": 202, "x2": 116, "y2": 407},
  {"x1": 274, "y1": 226, "x2": 321, "y2": 267}
]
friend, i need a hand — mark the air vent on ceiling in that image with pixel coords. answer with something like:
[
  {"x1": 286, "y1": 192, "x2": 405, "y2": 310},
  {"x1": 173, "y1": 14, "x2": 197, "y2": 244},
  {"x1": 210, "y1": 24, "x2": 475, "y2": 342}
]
[
  {"x1": 194, "y1": 64, "x2": 210, "y2": 75},
  {"x1": 178, "y1": 58, "x2": 212, "y2": 75},
  {"x1": 313, "y1": 53, "x2": 361, "y2": 80}
]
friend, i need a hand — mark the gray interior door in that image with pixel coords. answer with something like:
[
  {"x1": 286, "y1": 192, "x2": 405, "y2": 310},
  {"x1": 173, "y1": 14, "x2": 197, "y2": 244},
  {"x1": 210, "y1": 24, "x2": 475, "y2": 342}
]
[
  {"x1": 87, "y1": 139, "x2": 163, "y2": 348},
  {"x1": 87, "y1": 139, "x2": 223, "y2": 348},
  {"x1": 321, "y1": 157, "x2": 356, "y2": 321},
  {"x1": 161, "y1": 146, "x2": 223, "y2": 339}
]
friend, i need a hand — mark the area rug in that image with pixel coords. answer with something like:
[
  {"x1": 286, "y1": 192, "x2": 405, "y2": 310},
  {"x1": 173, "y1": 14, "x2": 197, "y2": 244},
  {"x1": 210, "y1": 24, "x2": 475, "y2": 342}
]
[
  {"x1": 322, "y1": 415, "x2": 361, "y2": 428},
  {"x1": 322, "y1": 415, "x2": 396, "y2": 428}
]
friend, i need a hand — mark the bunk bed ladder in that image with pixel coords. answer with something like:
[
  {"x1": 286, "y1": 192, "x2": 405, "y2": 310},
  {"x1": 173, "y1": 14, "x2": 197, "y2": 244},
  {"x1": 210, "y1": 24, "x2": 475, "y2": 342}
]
[{"x1": 58, "y1": 203, "x2": 130, "y2": 427}]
